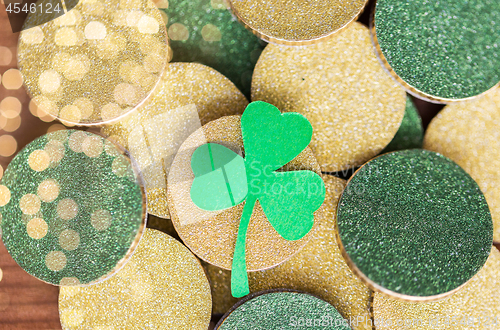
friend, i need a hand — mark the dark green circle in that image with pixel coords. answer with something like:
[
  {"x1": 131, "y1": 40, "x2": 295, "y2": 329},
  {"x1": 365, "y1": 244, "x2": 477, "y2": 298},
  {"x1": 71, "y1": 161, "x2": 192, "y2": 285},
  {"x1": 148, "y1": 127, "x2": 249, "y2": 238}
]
[
  {"x1": 163, "y1": 0, "x2": 265, "y2": 99},
  {"x1": 382, "y1": 96, "x2": 423, "y2": 153},
  {"x1": 337, "y1": 149, "x2": 492, "y2": 298},
  {"x1": 375, "y1": 0, "x2": 500, "y2": 100},
  {"x1": 217, "y1": 291, "x2": 351, "y2": 329},
  {"x1": 0, "y1": 130, "x2": 144, "y2": 285}
]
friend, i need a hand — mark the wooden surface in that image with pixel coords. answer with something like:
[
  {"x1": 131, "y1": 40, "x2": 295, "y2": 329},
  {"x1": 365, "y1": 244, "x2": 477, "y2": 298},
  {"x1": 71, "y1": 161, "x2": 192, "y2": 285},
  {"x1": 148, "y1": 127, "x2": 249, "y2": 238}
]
[{"x1": 0, "y1": 242, "x2": 62, "y2": 330}]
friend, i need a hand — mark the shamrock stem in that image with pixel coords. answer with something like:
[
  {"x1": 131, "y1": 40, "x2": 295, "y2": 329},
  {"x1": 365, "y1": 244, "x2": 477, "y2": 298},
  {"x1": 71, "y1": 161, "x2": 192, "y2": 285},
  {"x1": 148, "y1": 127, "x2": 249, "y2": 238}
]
[{"x1": 231, "y1": 194, "x2": 257, "y2": 298}]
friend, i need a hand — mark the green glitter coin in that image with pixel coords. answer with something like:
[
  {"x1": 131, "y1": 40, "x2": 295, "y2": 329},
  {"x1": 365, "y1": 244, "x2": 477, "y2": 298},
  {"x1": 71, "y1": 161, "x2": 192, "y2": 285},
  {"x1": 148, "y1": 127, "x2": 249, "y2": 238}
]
[
  {"x1": 373, "y1": 0, "x2": 500, "y2": 102},
  {"x1": 382, "y1": 96, "x2": 423, "y2": 153},
  {"x1": 336, "y1": 149, "x2": 492, "y2": 301},
  {"x1": 216, "y1": 291, "x2": 351, "y2": 329},
  {"x1": 0, "y1": 130, "x2": 145, "y2": 286},
  {"x1": 162, "y1": 0, "x2": 265, "y2": 98}
]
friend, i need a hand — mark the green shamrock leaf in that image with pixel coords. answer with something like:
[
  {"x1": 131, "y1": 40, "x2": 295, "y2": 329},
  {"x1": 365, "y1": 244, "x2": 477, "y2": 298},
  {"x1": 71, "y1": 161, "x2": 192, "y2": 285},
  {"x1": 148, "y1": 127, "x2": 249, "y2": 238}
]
[
  {"x1": 190, "y1": 101, "x2": 326, "y2": 298},
  {"x1": 190, "y1": 143, "x2": 248, "y2": 210}
]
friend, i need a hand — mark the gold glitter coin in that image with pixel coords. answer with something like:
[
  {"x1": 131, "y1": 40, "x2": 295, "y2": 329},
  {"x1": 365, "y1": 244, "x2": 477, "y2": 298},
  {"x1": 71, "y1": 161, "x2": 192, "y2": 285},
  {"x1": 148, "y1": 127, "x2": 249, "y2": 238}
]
[
  {"x1": 18, "y1": 0, "x2": 168, "y2": 126},
  {"x1": 424, "y1": 88, "x2": 500, "y2": 243},
  {"x1": 252, "y1": 22, "x2": 406, "y2": 172},
  {"x1": 167, "y1": 115, "x2": 322, "y2": 271},
  {"x1": 228, "y1": 0, "x2": 368, "y2": 45},
  {"x1": 206, "y1": 176, "x2": 373, "y2": 329},
  {"x1": 102, "y1": 62, "x2": 248, "y2": 219},
  {"x1": 373, "y1": 247, "x2": 500, "y2": 329},
  {"x1": 59, "y1": 228, "x2": 212, "y2": 329}
]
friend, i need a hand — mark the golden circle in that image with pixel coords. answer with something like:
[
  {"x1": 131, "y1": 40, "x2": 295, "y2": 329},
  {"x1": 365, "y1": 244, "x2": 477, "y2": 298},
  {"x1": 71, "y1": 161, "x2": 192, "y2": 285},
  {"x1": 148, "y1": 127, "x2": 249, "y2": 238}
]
[
  {"x1": 21, "y1": 27, "x2": 44, "y2": 44},
  {"x1": 101, "y1": 62, "x2": 248, "y2": 219},
  {"x1": 201, "y1": 24, "x2": 221, "y2": 42},
  {"x1": 0, "y1": 46, "x2": 13, "y2": 65},
  {"x1": 73, "y1": 97, "x2": 94, "y2": 120},
  {"x1": 0, "y1": 96, "x2": 22, "y2": 118},
  {"x1": 19, "y1": 194, "x2": 41, "y2": 215},
  {"x1": 3, "y1": 116, "x2": 21, "y2": 132},
  {"x1": 28, "y1": 150, "x2": 51, "y2": 172},
  {"x1": 38, "y1": 70, "x2": 61, "y2": 93},
  {"x1": 63, "y1": 59, "x2": 87, "y2": 81},
  {"x1": 91, "y1": 209, "x2": 112, "y2": 231},
  {"x1": 2, "y1": 69, "x2": 23, "y2": 90},
  {"x1": 55, "y1": 27, "x2": 81, "y2": 46},
  {"x1": 373, "y1": 247, "x2": 500, "y2": 329},
  {"x1": 18, "y1": 0, "x2": 168, "y2": 126},
  {"x1": 59, "y1": 228, "x2": 212, "y2": 329},
  {"x1": 101, "y1": 103, "x2": 122, "y2": 121},
  {"x1": 167, "y1": 115, "x2": 322, "y2": 271},
  {"x1": 0, "y1": 185, "x2": 11, "y2": 207},
  {"x1": 424, "y1": 88, "x2": 500, "y2": 242},
  {"x1": 47, "y1": 124, "x2": 67, "y2": 134},
  {"x1": 111, "y1": 156, "x2": 132, "y2": 177},
  {"x1": 59, "y1": 105, "x2": 82, "y2": 125},
  {"x1": 37, "y1": 179, "x2": 60, "y2": 202},
  {"x1": 59, "y1": 229, "x2": 80, "y2": 251},
  {"x1": 85, "y1": 21, "x2": 107, "y2": 39},
  {"x1": 45, "y1": 251, "x2": 67, "y2": 271},
  {"x1": 252, "y1": 22, "x2": 406, "y2": 172},
  {"x1": 168, "y1": 23, "x2": 189, "y2": 40},
  {"x1": 30, "y1": 96, "x2": 58, "y2": 120},
  {"x1": 137, "y1": 15, "x2": 160, "y2": 34},
  {"x1": 26, "y1": 218, "x2": 48, "y2": 239},
  {"x1": 57, "y1": 198, "x2": 79, "y2": 220},
  {"x1": 44, "y1": 140, "x2": 65, "y2": 164},
  {"x1": 82, "y1": 135, "x2": 104, "y2": 158},
  {"x1": 60, "y1": 277, "x2": 81, "y2": 286},
  {"x1": 228, "y1": 0, "x2": 368, "y2": 45},
  {"x1": 68, "y1": 131, "x2": 88, "y2": 153},
  {"x1": 0, "y1": 135, "x2": 17, "y2": 157}
]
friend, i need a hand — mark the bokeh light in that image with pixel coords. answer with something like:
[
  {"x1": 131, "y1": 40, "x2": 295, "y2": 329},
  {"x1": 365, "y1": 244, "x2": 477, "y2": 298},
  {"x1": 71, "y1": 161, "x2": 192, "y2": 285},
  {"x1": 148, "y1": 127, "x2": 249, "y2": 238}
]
[
  {"x1": 29, "y1": 99, "x2": 55, "y2": 122},
  {"x1": 47, "y1": 123, "x2": 67, "y2": 133},
  {"x1": 3, "y1": 116, "x2": 21, "y2": 132},
  {"x1": 0, "y1": 135, "x2": 17, "y2": 157},
  {"x1": 0, "y1": 46, "x2": 12, "y2": 66},
  {"x1": 2, "y1": 69, "x2": 23, "y2": 90},
  {"x1": 0, "y1": 96, "x2": 22, "y2": 118}
]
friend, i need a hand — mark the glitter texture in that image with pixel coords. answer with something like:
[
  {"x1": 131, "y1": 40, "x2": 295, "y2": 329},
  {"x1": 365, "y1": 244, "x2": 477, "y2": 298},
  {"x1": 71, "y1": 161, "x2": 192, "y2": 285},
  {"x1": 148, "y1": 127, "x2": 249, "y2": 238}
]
[
  {"x1": 217, "y1": 291, "x2": 351, "y2": 329},
  {"x1": 167, "y1": 115, "x2": 322, "y2": 271},
  {"x1": 59, "y1": 228, "x2": 212, "y2": 329},
  {"x1": 373, "y1": 0, "x2": 500, "y2": 102},
  {"x1": 424, "y1": 88, "x2": 500, "y2": 242},
  {"x1": 0, "y1": 130, "x2": 145, "y2": 285},
  {"x1": 228, "y1": 0, "x2": 367, "y2": 45},
  {"x1": 162, "y1": 0, "x2": 265, "y2": 98},
  {"x1": 102, "y1": 62, "x2": 248, "y2": 219},
  {"x1": 337, "y1": 149, "x2": 493, "y2": 300},
  {"x1": 382, "y1": 96, "x2": 423, "y2": 153},
  {"x1": 207, "y1": 176, "x2": 373, "y2": 329},
  {"x1": 252, "y1": 22, "x2": 406, "y2": 172},
  {"x1": 373, "y1": 247, "x2": 500, "y2": 329},
  {"x1": 18, "y1": 0, "x2": 168, "y2": 126}
]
